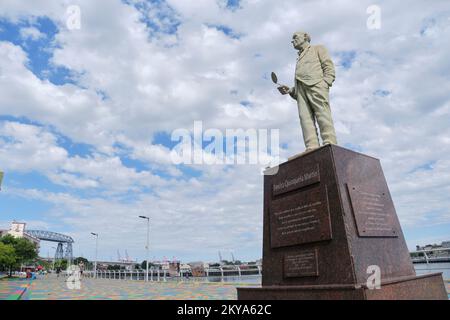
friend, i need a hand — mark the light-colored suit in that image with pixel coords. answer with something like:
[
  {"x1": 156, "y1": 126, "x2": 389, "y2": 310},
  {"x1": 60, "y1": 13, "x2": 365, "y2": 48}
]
[{"x1": 289, "y1": 44, "x2": 337, "y2": 150}]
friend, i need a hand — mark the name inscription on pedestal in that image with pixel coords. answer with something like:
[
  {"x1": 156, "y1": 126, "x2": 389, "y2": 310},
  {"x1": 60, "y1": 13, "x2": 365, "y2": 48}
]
[
  {"x1": 348, "y1": 184, "x2": 398, "y2": 238},
  {"x1": 270, "y1": 186, "x2": 332, "y2": 248},
  {"x1": 272, "y1": 164, "x2": 320, "y2": 196},
  {"x1": 284, "y1": 249, "x2": 319, "y2": 278}
]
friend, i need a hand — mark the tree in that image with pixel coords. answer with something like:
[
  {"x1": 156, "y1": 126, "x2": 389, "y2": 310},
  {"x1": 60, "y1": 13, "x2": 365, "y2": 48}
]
[
  {"x1": 0, "y1": 235, "x2": 15, "y2": 246},
  {"x1": 54, "y1": 259, "x2": 67, "y2": 270},
  {"x1": 107, "y1": 264, "x2": 122, "y2": 271},
  {"x1": 14, "y1": 237, "x2": 38, "y2": 263},
  {"x1": 74, "y1": 257, "x2": 89, "y2": 265},
  {"x1": 0, "y1": 242, "x2": 16, "y2": 272},
  {"x1": 73, "y1": 257, "x2": 92, "y2": 269},
  {"x1": 0, "y1": 235, "x2": 38, "y2": 276},
  {"x1": 141, "y1": 260, "x2": 156, "y2": 269}
]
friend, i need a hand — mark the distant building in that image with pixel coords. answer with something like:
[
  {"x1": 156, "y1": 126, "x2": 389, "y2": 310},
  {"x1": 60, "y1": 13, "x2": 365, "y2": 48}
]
[
  {"x1": 412, "y1": 240, "x2": 450, "y2": 263},
  {"x1": 96, "y1": 260, "x2": 135, "y2": 271},
  {"x1": 0, "y1": 221, "x2": 40, "y2": 249},
  {"x1": 152, "y1": 260, "x2": 169, "y2": 270},
  {"x1": 415, "y1": 241, "x2": 450, "y2": 252},
  {"x1": 168, "y1": 261, "x2": 180, "y2": 276},
  {"x1": 187, "y1": 261, "x2": 205, "y2": 277}
]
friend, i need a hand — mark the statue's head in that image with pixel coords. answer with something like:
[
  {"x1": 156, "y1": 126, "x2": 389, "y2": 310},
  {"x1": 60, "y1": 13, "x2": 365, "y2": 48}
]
[{"x1": 291, "y1": 31, "x2": 311, "y2": 50}]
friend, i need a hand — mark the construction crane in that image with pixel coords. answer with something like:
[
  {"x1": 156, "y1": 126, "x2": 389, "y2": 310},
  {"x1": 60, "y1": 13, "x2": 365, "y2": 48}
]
[{"x1": 116, "y1": 249, "x2": 135, "y2": 263}]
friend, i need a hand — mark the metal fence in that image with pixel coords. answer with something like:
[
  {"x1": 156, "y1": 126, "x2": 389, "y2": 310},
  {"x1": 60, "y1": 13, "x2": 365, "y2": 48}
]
[
  {"x1": 410, "y1": 248, "x2": 450, "y2": 264},
  {"x1": 76, "y1": 265, "x2": 262, "y2": 283}
]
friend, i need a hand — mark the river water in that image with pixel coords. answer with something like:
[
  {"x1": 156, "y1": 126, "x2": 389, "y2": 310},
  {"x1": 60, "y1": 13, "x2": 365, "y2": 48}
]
[{"x1": 414, "y1": 262, "x2": 450, "y2": 280}]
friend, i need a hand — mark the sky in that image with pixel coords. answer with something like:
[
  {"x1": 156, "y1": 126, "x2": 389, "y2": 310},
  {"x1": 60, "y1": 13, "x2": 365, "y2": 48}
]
[{"x1": 0, "y1": 0, "x2": 449, "y2": 263}]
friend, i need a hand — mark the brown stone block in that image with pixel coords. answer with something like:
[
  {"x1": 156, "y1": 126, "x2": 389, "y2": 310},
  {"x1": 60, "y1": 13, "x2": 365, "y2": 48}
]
[{"x1": 237, "y1": 145, "x2": 448, "y2": 300}]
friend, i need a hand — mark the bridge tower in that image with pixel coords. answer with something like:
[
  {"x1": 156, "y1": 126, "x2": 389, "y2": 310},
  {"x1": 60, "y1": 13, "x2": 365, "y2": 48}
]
[
  {"x1": 65, "y1": 242, "x2": 73, "y2": 264},
  {"x1": 55, "y1": 242, "x2": 64, "y2": 261}
]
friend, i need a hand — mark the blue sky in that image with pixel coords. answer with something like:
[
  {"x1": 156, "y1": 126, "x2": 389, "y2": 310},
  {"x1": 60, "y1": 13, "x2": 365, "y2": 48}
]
[
  {"x1": 1, "y1": 0, "x2": 450, "y2": 263},
  {"x1": 0, "y1": 16, "x2": 75, "y2": 85}
]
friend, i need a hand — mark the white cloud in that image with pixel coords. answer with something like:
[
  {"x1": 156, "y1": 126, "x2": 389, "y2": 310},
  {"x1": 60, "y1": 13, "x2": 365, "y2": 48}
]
[
  {"x1": 0, "y1": 121, "x2": 169, "y2": 194},
  {"x1": 19, "y1": 26, "x2": 45, "y2": 40},
  {"x1": 0, "y1": 121, "x2": 68, "y2": 172}
]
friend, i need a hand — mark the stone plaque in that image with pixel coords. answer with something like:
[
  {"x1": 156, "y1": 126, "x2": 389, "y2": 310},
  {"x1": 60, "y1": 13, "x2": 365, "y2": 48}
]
[
  {"x1": 270, "y1": 185, "x2": 332, "y2": 248},
  {"x1": 348, "y1": 184, "x2": 398, "y2": 238},
  {"x1": 284, "y1": 249, "x2": 319, "y2": 278},
  {"x1": 272, "y1": 163, "x2": 320, "y2": 196}
]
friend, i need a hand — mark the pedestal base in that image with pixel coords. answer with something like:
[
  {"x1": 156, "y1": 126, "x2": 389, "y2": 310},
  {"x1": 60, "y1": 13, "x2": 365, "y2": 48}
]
[{"x1": 237, "y1": 273, "x2": 448, "y2": 300}]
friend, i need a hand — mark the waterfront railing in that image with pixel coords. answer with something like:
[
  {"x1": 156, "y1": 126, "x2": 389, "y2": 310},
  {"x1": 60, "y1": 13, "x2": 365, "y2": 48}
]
[{"x1": 71, "y1": 265, "x2": 263, "y2": 283}]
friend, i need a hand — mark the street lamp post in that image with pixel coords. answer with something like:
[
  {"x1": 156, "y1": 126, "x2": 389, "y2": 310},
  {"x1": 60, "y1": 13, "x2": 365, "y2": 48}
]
[
  {"x1": 51, "y1": 246, "x2": 56, "y2": 271},
  {"x1": 138, "y1": 216, "x2": 150, "y2": 282},
  {"x1": 91, "y1": 232, "x2": 98, "y2": 278}
]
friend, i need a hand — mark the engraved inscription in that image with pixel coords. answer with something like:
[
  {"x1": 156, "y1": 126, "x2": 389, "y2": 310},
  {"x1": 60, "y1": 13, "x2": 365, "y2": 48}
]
[
  {"x1": 284, "y1": 249, "x2": 319, "y2": 278},
  {"x1": 348, "y1": 184, "x2": 398, "y2": 237},
  {"x1": 270, "y1": 186, "x2": 332, "y2": 248},
  {"x1": 275, "y1": 201, "x2": 321, "y2": 236},
  {"x1": 358, "y1": 191, "x2": 389, "y2": 231},
  {"x1": 272, "y1": 163, "x2": 320, "y2": 196}
]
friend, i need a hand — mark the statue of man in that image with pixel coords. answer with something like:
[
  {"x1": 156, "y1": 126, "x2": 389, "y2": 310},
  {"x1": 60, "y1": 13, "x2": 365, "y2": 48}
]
[{"x1": 278, "y1": 31, "x2": 337, "y2": 152}]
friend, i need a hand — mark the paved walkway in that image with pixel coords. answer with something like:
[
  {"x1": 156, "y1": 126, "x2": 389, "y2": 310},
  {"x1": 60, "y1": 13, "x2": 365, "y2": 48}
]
[
  {"x1": 3, "y1": 275, "x2": 448, "y2": 300},
  {"x1": 0, "y1": 278, "x2": 33, "y2": 300},
  {"x1": 21, "y1": 275, "x2": 253, "y2": 300}
]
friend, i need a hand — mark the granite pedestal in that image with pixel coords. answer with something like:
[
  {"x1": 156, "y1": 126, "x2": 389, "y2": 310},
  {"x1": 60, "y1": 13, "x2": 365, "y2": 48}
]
[{"x1": 237, "y1": 145, "x2": 447, "y2": 300}]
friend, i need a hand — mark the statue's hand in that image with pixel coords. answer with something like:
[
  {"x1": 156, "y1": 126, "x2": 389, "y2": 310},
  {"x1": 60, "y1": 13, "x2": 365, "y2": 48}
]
[{"x1": 278, "y1": 85, "x2": 290, "y2": 95}]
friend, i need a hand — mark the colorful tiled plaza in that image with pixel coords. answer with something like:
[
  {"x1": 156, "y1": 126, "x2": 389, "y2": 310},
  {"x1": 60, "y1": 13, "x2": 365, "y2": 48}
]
[
  {"x1": 3, "y1": 275, "x2": 256, "y2": 300},
  {"x1": 0, "y1": 278, "x2": 33, "y2": 300},
  {"x1": 1, "y1": 275, "x2": 449, "y2": 300}
]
